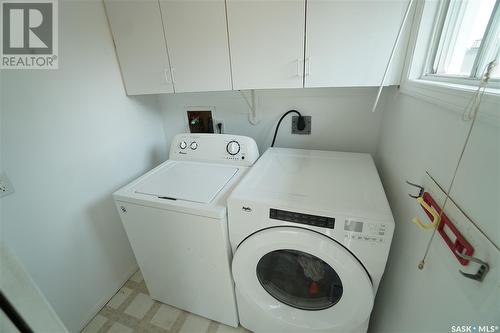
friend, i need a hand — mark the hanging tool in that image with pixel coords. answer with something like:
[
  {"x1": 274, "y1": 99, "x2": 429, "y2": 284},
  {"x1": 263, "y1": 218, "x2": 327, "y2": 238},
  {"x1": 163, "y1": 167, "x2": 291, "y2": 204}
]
[
  {"x1": 416, "y1": 191, "x2": 474, "y2": 265},
  {"x1": 413, "y1": 196, "x2": 440, "y2": 229},
  {"x1": 423, "y1": 192, "x2": 474, "y2": 265},
  {"x1": 417, "y1": 60, "x2": 497, "y2": 271}
]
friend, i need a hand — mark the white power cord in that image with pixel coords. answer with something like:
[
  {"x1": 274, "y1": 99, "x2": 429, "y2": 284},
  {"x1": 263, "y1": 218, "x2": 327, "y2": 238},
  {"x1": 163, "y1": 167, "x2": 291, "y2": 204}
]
[{"x1": 462, "y1": 60, "x2": 497, "y2": 121}]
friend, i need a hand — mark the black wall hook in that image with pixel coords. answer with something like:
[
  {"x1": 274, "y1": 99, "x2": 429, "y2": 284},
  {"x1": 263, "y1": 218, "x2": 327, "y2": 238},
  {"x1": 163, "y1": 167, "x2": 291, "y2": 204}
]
[
  {"x1": 455, "y1": 251, "x2": 490, "y2": 282},
  {"x1": 406, "y1": 180, "x2": 424, "y2": 199}
]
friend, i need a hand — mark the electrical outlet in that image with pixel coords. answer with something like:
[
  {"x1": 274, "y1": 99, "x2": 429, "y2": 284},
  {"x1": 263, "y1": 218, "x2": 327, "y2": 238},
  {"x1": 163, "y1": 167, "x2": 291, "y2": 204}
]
[
  {"x1": 216, "y1": 120, "x2": 225, "y2": 134},
  {"x1": 292, "y1": 116, "x2": 312, "y2": 135},
  {"x1": 0, "y1": 172, "x2": 15, "y2": 198}
]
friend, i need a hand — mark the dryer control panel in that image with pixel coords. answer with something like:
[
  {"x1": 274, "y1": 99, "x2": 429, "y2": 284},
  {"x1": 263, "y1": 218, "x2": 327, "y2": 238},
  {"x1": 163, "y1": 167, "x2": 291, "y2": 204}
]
[
  {"x1": 270, "y1": 208, "x2": 335, "y2": 229},
  {"x1": 170, "y1": 133, "x2": 260, "y2": 167},
  {"x1": 344, "y1": 218, "x2": 388, "y2": 243}
]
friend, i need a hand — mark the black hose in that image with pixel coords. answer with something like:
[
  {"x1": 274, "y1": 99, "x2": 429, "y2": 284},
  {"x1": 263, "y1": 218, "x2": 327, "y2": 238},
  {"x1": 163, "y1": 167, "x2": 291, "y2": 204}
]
[{"x1": 271, "y1": 110, "x2": 304, "y2": 147}]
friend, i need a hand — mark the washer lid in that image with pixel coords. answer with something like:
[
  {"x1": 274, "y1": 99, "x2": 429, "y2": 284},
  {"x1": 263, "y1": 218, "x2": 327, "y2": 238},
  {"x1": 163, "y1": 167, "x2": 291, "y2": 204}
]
[
  {"x1": 134, "y1": 161, "x2": 238, "y2": 204},
  {"x1": 232, "y1": 227, "x2": 374, "y2": 331}
]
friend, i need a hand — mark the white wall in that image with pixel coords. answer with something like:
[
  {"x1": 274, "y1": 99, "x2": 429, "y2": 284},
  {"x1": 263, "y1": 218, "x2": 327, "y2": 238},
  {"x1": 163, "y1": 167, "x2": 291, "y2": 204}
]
[
  {"x1": 160, "y1": 87, "x2": 387, "y2": 155},
  {"x1": 371, "y1": 88, "x2": 499, "y2": 332},
  {"x1": 160, "y1": 84, "x2": 499, "y2": 332},
  {"x1": 0, "y1": 1, "x2": 166, "y2": 331},
  {"x1": 0, "y1": 1, "x2": 496, "y2": 332},
  {"x1": 0, "y1": 71, "x2": 3, "y2": 234},
  {"x1": 1, "y1": 245, "x2": 68, "y2": 332}
]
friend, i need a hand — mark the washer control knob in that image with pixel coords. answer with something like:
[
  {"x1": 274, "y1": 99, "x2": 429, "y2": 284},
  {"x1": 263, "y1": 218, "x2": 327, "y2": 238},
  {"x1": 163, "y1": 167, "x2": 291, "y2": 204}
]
[
  {"x1": 226, "y1": 141, "x2": 240, "y2": 155},
  {"x1": 190, "y1": 141, "x2": 198, "y2": 150},
  {"x1": 179, "y1": 141, "x2": 187, "y2": 149}
]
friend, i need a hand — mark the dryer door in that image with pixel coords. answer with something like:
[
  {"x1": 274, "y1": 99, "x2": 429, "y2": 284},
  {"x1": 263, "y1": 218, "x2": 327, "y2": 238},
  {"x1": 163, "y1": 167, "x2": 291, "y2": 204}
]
[{"x1": 232, "y1": 227, "x2": 374, "y2": 331}]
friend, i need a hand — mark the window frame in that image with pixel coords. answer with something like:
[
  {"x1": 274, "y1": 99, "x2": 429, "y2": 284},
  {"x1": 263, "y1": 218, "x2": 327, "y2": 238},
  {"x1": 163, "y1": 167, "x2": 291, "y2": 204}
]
[
  {"x1": 422, "y1": 0, "x2": 500, "y2": 88},
  {"x1": 397, "y1": 0, "x2": 499, "y2": 122}
]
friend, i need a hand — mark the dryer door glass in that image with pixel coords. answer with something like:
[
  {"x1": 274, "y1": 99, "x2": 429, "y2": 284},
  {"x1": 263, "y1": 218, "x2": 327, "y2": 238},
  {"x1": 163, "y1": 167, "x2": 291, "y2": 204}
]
[{"x1": 256, "y1": 249, "x2": 343, "y2": 310}]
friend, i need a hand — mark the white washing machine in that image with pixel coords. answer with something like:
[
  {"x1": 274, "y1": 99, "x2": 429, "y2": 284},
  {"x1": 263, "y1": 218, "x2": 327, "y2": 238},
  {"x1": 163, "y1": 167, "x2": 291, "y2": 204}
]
[
  {"x1": 227, "y1": 148, "x2": 394, "y2": 333},
  {"x1": 113, "y1": 133, "x2": 259, "y2": 327}
]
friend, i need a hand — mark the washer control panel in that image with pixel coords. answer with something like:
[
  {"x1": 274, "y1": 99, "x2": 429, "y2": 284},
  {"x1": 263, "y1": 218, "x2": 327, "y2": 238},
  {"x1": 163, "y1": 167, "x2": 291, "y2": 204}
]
[
  {"x1": 343, "y1": 218, "x2": 387, "y2": 243},
  {"x1": 170, "y1": 133, "x2": 259, "y2": 166}
]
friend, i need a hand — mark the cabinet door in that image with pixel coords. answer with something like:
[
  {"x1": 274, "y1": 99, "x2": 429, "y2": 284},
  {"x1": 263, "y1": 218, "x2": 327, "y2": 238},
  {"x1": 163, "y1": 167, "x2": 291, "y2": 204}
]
[
  {"x1": 227, "y1": 0, "x2": 305, "y2": 90},
  {"x1": 160, "y1": 0, "x2": 232, "y2": 93},
  {"x1": 105, "y1": 0, "x2": 173, "y2": 95},
  {"x1": 305, "y1": 0, "x2": 409, "y2": 88}
]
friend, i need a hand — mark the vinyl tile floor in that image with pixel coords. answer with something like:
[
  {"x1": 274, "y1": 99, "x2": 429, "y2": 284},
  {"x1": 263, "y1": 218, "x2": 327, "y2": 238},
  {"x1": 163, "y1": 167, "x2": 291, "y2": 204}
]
[{"x1": 81, "y1": 270, "x2": 251, "y2": 333}]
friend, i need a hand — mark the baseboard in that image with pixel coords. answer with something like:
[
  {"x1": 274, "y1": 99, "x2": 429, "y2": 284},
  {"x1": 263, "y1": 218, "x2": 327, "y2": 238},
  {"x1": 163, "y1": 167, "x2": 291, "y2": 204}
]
[{"x1": 77, "y1": 264, "x2": 138, "y2": 332}]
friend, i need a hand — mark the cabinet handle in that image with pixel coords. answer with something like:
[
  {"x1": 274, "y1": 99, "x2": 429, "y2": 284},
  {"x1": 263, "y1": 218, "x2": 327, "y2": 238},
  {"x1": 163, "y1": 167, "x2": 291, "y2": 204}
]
[
  {"x1": 296, "y1": 58, "x2": 303, "y2": 77},
  {"x1": 164, "y1": 69, "x2": 171, "y2": 84},
  {"x1": 305, "y1": 57, "x2": 311, "y2": 76},
  {"x1": 171, "y1": 67, "x2": 176, "y2": 84}
]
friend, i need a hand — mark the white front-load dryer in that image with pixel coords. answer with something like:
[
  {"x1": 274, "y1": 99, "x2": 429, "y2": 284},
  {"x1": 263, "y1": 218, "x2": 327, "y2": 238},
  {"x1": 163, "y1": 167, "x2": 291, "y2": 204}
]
[{"x1": 227, "y1": 148, "x2": 395, "y2": 333}]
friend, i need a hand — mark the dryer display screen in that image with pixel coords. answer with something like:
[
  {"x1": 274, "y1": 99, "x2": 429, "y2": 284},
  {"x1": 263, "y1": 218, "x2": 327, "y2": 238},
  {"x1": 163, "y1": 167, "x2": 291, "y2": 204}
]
[
  {"x1": 344, "y1": 220, "x2": 363, "y2": 232},
  {"x1": 269, "y1": 209, "x2": 335, "y2": 229}
]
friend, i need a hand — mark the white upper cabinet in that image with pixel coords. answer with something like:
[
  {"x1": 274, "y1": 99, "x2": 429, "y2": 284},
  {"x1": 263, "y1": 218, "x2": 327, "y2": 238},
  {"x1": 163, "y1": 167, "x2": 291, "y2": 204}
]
[
  {"x1": 305, "y1": 0, "x2": 409, "y2": 88},
  {"x1": 104, "y1": 0, "x2": 173, "y2": 95},
  {"x1": 159, "y1": 0, "x2": 232, "y2": 93},
  {"x1": 226, "y1": 0, "x2": 305, "y2": 90},
  {"x1": 105, "y1": 0, "x2": 410, "y2": 95}
]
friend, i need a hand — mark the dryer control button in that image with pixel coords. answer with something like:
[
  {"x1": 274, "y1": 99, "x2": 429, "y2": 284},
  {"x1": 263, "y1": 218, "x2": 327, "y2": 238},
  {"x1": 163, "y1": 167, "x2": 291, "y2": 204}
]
[
  {"x1": 179, "y1": 141, "x2": 187, "y2": 149},
  {"x1": 190, "y1": 142, "x2": 198, "y2": 150}
]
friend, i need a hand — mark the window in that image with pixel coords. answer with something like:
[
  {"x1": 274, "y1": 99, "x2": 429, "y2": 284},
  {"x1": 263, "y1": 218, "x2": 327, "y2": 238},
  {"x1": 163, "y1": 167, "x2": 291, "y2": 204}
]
[{"x1": 425, "y1": 0, "x2": 500, "y2": 84}]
